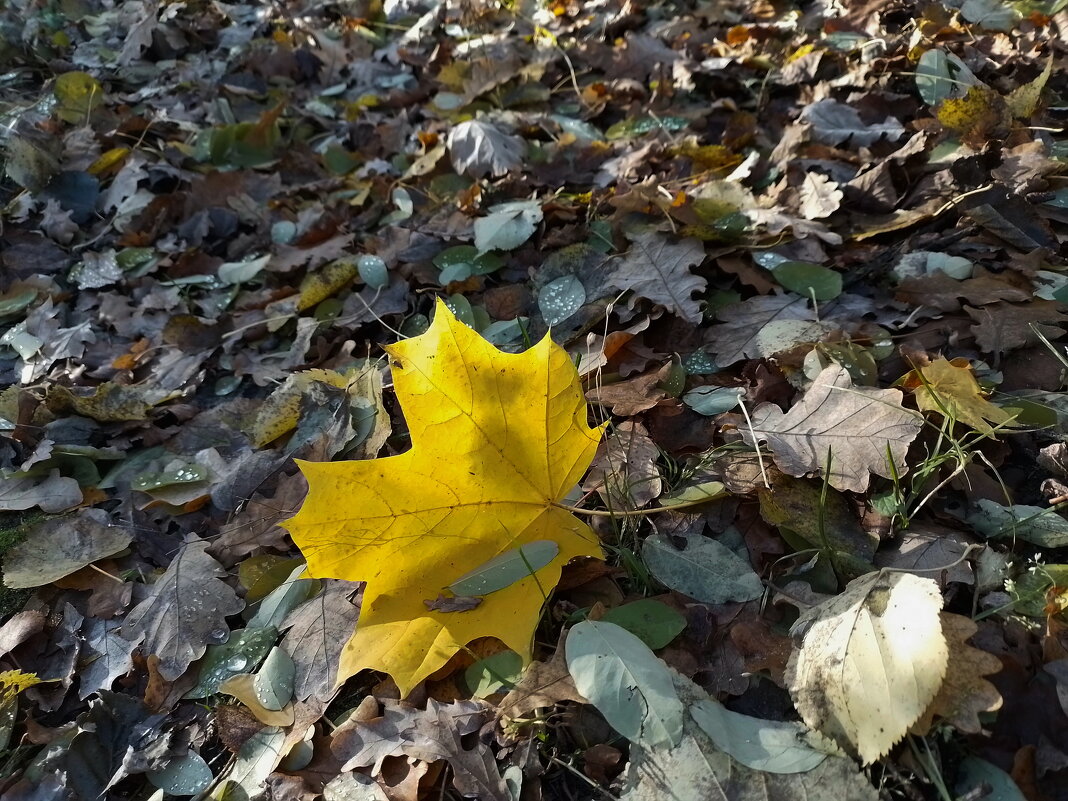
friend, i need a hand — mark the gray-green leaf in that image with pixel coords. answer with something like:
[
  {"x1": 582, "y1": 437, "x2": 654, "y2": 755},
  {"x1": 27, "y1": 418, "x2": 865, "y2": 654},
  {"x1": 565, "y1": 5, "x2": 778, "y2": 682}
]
[
  {"x1": 566, "y1": 620, "x2": 684, "y2": 747},
  {"x1": 642, "y1": 533, "x2": 762, "y2": 604}
]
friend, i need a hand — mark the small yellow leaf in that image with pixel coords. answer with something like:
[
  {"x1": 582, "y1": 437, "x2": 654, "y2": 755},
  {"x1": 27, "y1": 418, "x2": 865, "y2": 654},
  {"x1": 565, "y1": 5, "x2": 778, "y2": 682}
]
[
  {"x1": 905, "y1": 358, "x2": 1020, "y2": 435},
  {"x1": 250, "y1": 369, "x2": 350, "y2": 447},
  {"x1": 786, "y1": 571, "x2": 948, "y2": 764},
  {"x1": 936, "y1": 85, "x2": 1009, "y2": 140},
  {"x1": 218, "y1": 676, "x2": 295, "y2": 726},
  {"x1": 87, "y1": 147, "x2": 130, "y2": 176},
  {"x1": 1006, "y1": 54, "x2": 1054, "y2": 119},
  {"x1": 282, "y1": 300, "x2": 605, "y2": 696},
  {"x1": 0, "y1": 670, "x2": 42, "y2": 700},
  {"x1": 54, "y1": 71, "x2": 103, "y2": 123},
  {"x1": 297, "y1": 259, "x2": 359, "y2": 311}
]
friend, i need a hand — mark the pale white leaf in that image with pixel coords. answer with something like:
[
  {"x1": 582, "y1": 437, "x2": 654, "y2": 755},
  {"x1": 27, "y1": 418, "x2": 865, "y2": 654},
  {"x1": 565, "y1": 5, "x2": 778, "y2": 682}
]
[
  {"x1": 799, "y1": 172, "x2": 843, "y2": 219},
  {"x1": 473, "y1": 200, "x2": 543, "y2": 253},
  {"x1": 447, "y1": 119, "x2": 525, "y2": 178},
  {"x1": 800, "y1": 99, "x2": 905, "y2": 147},
  {"x1": 786, "y1": 571, "x2": 948, "y2": 764}
]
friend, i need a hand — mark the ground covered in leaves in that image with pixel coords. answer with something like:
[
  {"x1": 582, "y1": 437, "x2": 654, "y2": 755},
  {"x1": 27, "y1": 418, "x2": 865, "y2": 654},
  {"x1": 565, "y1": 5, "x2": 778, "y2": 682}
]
[{"x1": 1, "y1": 0, "x2": 1068, "y2": 798}]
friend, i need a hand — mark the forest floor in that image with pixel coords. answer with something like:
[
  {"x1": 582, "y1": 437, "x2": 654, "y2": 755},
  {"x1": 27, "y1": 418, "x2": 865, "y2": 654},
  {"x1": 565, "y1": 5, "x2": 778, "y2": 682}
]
[{"x1": 1, "y1": 0, "x2": 1067, "y2": 799}]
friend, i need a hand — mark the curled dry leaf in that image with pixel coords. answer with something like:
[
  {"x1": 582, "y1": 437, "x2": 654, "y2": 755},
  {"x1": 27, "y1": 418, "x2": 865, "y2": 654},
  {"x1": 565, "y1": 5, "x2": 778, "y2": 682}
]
[{"x1": 583, "y1": 420, "x2": 662, "y2": 509}]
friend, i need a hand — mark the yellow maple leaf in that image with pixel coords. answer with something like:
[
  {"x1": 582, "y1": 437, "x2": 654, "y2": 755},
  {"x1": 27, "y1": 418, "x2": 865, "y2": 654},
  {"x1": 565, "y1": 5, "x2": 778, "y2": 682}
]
[
  {"x1": 902, "y1": 358, "x2": 1020, "y2": 435},
  {"x1": 282, "y1": 300, "x2": 605, "y2": 696}
]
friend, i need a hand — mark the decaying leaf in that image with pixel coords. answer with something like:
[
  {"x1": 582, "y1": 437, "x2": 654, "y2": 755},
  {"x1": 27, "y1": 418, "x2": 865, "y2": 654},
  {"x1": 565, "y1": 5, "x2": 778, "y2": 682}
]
[
  {"x1": 786, "y1": 571, "x2": 948, "y2": 764},
  {"x1": 910, "y1": 613, "x2": 1002, "y2": 735},
  {"x1": 741, "y1": 365, "x2": 923, "y2": 492},
  {"x1": 608, "y1": 232, "x2": 707, "y2": 323},
  {"x1": 707, "y1": 294, "x2": 815, "y2": 366},
  {"x1": 583, "y1": 420, "x2": 662, "y2": 509},
  {"x1": 3, "y1": 508, "x2": 130, "y2": 589},
  {"x1": 332, "y1": 698, "x2": 508, "y2": 797},
  {"x1": 0, "y1": 470, "x2": 83, "y2": 514},
  {"x1": 119, "y1": 537, "x2": 244, "y2": 681},
  {"x1": 280, "y1": 579, "x2": 362, "y2": 703},
  {"x1": 799, "y1": 172, "x2": 843, "y2": 220},
  {"x1": 283, "y1": 300, "x2": 604, "y2": 696}
]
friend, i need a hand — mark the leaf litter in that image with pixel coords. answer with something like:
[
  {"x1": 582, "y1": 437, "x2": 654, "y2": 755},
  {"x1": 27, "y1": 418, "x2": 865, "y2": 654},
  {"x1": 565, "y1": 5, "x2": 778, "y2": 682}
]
[{"x1": 0, "y1": 0, "x2": 1066, "y2": 798}]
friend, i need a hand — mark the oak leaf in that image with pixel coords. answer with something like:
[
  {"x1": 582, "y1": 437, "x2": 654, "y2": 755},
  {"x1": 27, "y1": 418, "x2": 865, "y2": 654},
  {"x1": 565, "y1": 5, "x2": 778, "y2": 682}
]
[
  {"x1": 910, "y1": 613, "x2": 1002, "y2": 735},
  {"x1": 282, "y1": 300, "x2": 604, "y2": 696},
  {"x1": 741, "y1": 365, "x2": 923, "y2": 492},
  {"x1": 608, "y1": 232, "x2": 707, "y2": 323}
]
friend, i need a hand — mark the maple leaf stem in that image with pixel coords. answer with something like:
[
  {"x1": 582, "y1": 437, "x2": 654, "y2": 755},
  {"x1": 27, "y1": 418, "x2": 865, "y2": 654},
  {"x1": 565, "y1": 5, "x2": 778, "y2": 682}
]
[{"x1": 552, "y1": 498, "x2": 716, "y2": 518}]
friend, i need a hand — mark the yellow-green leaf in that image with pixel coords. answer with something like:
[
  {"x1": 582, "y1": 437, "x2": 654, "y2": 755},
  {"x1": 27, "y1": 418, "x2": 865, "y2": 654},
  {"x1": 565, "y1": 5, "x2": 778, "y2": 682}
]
[
  {"x1": 54, "y1": 71, "x2": 103, "y2": 123},
  {"x1": 903, "y1": 358, "x2": 1020, "y2": 435},
  {"x1": 282, "y1": 299, "x2": 604, "y2": 695},
  {"x1": 1006, "y1": 54, "x2": 1054, "y2": 119}
]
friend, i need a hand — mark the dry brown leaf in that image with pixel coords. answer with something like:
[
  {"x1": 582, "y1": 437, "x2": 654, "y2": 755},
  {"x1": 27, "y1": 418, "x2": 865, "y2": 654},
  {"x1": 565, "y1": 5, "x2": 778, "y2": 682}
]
[
  {"x1": 742, "y1": 365, "x2": 923, "y2": 493},
  {"x1": 585, "y1": 368, "x2": 667, "y2": 415},
  {"x1": 583, "y1": 420, "x2": 662, "y2": 509},
  {"x1": 799, "y1": 172, "x2": 843, "y2": 220},
  {"x1": 910, "y1": 612, "x2": 1002, "y2": 735},
  {"x1": 499, "y1": 632, "x2": 587, "y2": 719}
]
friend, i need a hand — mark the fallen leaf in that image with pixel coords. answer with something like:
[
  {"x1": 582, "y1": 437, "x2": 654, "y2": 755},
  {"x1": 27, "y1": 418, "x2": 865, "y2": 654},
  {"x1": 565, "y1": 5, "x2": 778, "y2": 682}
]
[
  {"x1": 0, "y1": 470, "x2": 83, "y2": 513},
  {"x1": 3, "y1": 509, "x2": 130, "y2": 589},
  {"x1": 873, "y1": 524, "x2": 976, "y2": 585},
  {"x1": 800, "y1": 99, "x2": 905, "y2": 147},
  {"x1": 473, "y1": 199, "x2": 543, "y2": 252},
  {"x1": 786, "y1": 571, "x2": 948, "y2": 764},
  {"x1": 119, "y1": 537, "x2": 244, "y2": 681},
  {"x1": 965, "y1": 301, "x2": 1068, "y2": 355},
  {"x1": 608, "y1": 232, "x2": 707, "y2": 323},
  {"x1": 583, "y1": 421, "x2": 662, "y2": 509},
  {"x1": 45, "y1": 382, "x2": 174, "y2": 422},
  {"x1": 332, "y1": 698, "x2": 507, "y2": 797},
  {"x1": 910, "y1": 613, "x2": 1002, "y2": 735},
  {"x1": 707, "y1": 294, "x2": 815, "y2": 366},
  {"x1": 566, "y1": 620, "x2": 684, "y2": 747},
  {"x1": 280, "y1": 579, "x2": 361, "y2": 703},
  {"x1": 447, "y1": 119, "x2": 525, "y2": 178},
  {"x1": 1006, "y1": 55, "x2": 1054, "y2": 119},
  {"x1": 585, "y1": 368, "x2": 668, "y2": 415},
  {"x1": 902, "y1": 357, "x2": 1020, "y2": 435},
  {"x1": 799, "y1": 172, "x2": 843, "y2": 219},
  {"x1": 757, "y1": 474, "x2": 877, "y2": 568},
  {"x1": 499, "y1": 630, "x2": 587, "y2": 718},
  {"x1": 620, "y1": 667, "x2": 877, "y2": 801},
  {"x1": 282, "y1": 300, "x2": 604, "y2": 696},
  {"x1": 742, "y1": 365, "x2": 922, "y2": 492}
]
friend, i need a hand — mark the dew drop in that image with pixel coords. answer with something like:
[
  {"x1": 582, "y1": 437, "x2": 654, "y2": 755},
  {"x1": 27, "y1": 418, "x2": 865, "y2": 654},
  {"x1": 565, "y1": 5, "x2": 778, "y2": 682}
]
[{"x1": 226, "y1": 655, "x2": 248, "y2": 671}]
